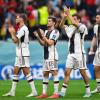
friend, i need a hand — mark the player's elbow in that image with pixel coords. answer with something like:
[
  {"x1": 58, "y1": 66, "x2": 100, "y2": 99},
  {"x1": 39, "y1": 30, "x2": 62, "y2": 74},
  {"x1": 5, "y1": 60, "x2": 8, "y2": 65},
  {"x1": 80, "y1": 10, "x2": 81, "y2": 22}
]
[
  {"x1": 59, "y1": 22, "x2": 65, "y2": 29},
  {"x1": 12, "y1": 38, "x2": 18, "y2": 43},
  {"x1": 40, "y1": 42, "x2": 45, "y2": 46},
  {"x1": 47, "y1": 42, "x2": 54, "y2": 46},
  {"x1": 39, "y1": 40, "x2": 45, "y2": 46},
  {"x1": 13, "y1": 40, "x2": 18, "y2": 43},
  {"x1": 59, "y1": 23, "x2": 63, "y2": 28}
]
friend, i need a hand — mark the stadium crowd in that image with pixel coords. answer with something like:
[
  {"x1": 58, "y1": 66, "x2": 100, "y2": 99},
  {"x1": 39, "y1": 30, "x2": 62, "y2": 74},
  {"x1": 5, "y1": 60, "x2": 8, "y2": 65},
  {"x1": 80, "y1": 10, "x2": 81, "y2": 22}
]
[{"x1": 0, "y1": 0, "x2": 100, "y2": 40}]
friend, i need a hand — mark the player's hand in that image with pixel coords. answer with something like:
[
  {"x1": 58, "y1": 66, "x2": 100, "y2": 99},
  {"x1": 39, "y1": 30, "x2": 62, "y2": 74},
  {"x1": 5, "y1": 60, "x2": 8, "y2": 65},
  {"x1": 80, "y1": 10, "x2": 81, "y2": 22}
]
[
  {"x1": 39, "y1": 29, "x2": 45, "y2": 38},
  {"x1": 64, "y1": 6, "x2": 70, "y2": 16},
  {"x1": 33, "y1": 31, "x2": 38, "y2": 37},
  {"x1": 88, "y1": 51, "x2": 94, "y2": 55},
  {"x1": 63, "y1": 12, "x2": 68, "y2": 17}
]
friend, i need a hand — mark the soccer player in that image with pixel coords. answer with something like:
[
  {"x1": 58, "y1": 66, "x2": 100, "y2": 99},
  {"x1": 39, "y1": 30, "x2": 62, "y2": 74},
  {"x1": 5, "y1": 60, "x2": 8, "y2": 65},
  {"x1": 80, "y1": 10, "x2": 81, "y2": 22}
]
[
  {"x1": 33, "y1": 16, "x2": 59, "y2": 98},
  {"x1": 89, "y1": 12, "x2": 100, "y2": 93},
  {"x1": 59, "y1": 7, "x2": 91, "y2": 97},
  {"x1": 2, "y1": 14, "x2": 37, "y2": 97}
]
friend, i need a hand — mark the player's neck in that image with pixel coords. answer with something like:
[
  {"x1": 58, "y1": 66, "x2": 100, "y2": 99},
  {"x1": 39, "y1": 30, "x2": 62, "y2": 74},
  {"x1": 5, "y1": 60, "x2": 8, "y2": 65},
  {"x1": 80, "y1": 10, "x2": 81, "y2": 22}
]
[
  {"x1": 48, "y1": 26, "x2": 54, "y2": 31},
  {"x1": 19, "y1": 22, "x2": 25, "y2": 28}
]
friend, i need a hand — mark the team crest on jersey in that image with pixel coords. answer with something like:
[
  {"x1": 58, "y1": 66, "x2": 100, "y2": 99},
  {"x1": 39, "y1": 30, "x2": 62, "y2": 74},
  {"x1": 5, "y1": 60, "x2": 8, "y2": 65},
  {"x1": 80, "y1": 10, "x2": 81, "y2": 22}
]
[
  {"x1": 16, "y1": 32, "x2": 18, "y2": 35},
  {"x1": 52, "y1": 35, "x2": 56, "y2": 39}
]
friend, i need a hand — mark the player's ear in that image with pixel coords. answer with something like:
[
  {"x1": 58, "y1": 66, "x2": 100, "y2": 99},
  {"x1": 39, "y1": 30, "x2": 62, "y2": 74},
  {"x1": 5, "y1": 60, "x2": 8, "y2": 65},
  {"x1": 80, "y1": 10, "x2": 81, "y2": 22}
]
[
  {"x1": 53, "y1": 22, "x2": 56, "y2": 26},
  {"x1": 78, "y1": 18, "x2": 80, "y2": 22},
  {"x1": 79, "y1": 19, "x2": 81, "y2": 22},
  {"x1": 54, "y1": 22, "x2": 56, "y2": 26}
]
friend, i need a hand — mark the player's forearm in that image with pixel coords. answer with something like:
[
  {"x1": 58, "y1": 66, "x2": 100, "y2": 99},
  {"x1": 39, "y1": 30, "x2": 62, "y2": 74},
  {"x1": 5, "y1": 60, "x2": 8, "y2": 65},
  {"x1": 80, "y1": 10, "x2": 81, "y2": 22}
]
[
  {"x1": 8, "y1": 26, "x2": 18, "y2": 43},
  {"x1": 37, "y1": 36, "x2": 45, "y2": 46},
  {"x1": 90, "y1": 37, "x2": 97, "y2": 52},
  {"x1": 10, "y1": 32, "x2": 19, "y2": 43},
  {"x1": 43, "y1": 37, "x2": 54, "y2": 46},
  {"x1": 33, "y1": 31, "x2": 45, "y2": 46},
  {"x1": 59, "y1": 16, "x2": 66, "y2": 28}
]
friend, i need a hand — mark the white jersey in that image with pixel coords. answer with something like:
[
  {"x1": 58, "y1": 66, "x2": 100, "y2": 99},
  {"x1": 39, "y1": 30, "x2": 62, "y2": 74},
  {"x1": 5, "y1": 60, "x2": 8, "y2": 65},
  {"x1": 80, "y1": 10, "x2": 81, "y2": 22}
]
[
  {"x1": 16, "y1": 25, "x2": 30, "y2": 57},
  {"x1": 94, "y1": 24, "x2": 100, "y2": 53},
  {"x1": 44, "y1": 29, "x2": 59, "y2": 60},
  {"x1": 65, "y1": 23, "x2": 88, "y2": 54}
]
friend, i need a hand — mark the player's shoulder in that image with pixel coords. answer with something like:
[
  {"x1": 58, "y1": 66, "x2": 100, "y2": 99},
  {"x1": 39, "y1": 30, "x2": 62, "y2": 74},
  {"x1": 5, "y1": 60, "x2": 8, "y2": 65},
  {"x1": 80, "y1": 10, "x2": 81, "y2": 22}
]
[
  {"x1": 94, "y1": 24, "x2": 98, "y2": 29},
  {"x1": 45, "y1": 30, "x2": 48, "y2": 33},
  {"x1": 93, "y1": 24, "x2": 98, "y2": 34},
  {"x1": 79, "y1": 23, "x2": 87, "y2": 30},
  {"x1": 21, "y1": 25, "x2": 28, "y2": 30},
  {"x1": 69, "y1": 25, "x2": 76, "y2": 30},
  {"x1": 79, "y1": 23, "x2": 86, "y2": 28},
  {"x1": 54, "y1": 29, "x2": 59, "y2": 33},
  {"x1": 52, "y1": 29, "x2": 59, "y2": 35}
]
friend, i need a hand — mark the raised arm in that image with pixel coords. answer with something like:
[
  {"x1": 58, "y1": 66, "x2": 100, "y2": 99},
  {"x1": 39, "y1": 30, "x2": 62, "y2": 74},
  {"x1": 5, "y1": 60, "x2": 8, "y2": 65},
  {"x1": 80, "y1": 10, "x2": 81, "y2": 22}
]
[
  {"x1": 59, "y1": 16, "x2": 66, "y2": 28},
  {"x1": 8, "y1": 26, "x2": 19, "y2": 43},
  {"x1": 64, "y1": 7, "x2": 79, "y2": 27},
  {"x1": 59, "y1": 8, "x2": 68, "y2": 28}
]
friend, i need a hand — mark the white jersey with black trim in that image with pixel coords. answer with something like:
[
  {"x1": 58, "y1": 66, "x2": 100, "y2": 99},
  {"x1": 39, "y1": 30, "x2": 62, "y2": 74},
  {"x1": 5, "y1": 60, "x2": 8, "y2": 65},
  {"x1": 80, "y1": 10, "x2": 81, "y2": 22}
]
[
  {"x1": 94, "y1": 24, "x2": 100, "y2": 53},
  {"x1": 16, "y1": 25, "x2": 30, "y2": 57},
  {"x1": 44, "y1": 29, "x2": 59, "y2": 60},
  {"x1": 65, "y1": 23, "x2": 88, "y2": 54}
]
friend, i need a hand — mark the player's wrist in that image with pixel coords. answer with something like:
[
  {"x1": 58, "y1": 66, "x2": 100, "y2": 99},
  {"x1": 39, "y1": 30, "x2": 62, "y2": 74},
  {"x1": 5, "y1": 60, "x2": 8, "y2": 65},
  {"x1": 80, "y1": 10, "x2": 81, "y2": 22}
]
[
  {"x1": 89, "y1": 48, "x2": 94, "y2": 54},
  {"x1": 35, "y1": 33, "x2": 39, "y2": 37},
  {"x1": 11, "y1": 35, "x2": 15, "y2": 40},
  {"x1": 10, "y1": 32, "x2": 15, "y2": 37},
  {"x1": 33, "y1": 31, "x2": 39, "y2": 38},
  {"x1": 63, "y1": 16, "x2": 66, "y2": 19},
  {"x1": 42, "y1": 36, "x2": 46, "y2": 40},
  {"x1": 90, "y1": 47, "x2": 94, "y2": 52},
  {"x1": 89, "y1": 51, "x2": 94, "y2": 55}
]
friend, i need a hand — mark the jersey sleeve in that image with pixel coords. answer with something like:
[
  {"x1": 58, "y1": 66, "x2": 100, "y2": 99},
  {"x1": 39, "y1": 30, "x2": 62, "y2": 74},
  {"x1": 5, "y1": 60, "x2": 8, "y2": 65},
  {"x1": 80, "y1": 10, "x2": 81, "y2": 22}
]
[
  {"x1": 93, "y1": 25, "x2": 98, "y2": 36},
  {"x1": 65, "y1": 25, "x2": 76, "y2": 38},
  {"x1": 16, "y1": 29, "x2": 25, "y2": 39},
  {"x1": 78, "y1": 24, "x2": 88, "y2": 39},
  {"x1": 44, "y1": 30, "x2": 48, "y2": 36},
  {"x1": 78, "y1": 24, "x2": 88, "y2": 35},
  {"x1": 50, "y1": 30, "x2": 59, "y2": 41}
]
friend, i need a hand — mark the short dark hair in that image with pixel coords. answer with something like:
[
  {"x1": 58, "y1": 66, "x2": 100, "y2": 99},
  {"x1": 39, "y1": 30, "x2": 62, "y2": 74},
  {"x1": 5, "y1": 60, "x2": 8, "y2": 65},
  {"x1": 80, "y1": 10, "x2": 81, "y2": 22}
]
[
  {"x1": 19, "y1": 13, "x2": 27, "y2": 22},
  {"x1": 96, "y1": 12, "x2": 100, "y2": 16},
  {"x1": 72, "y1": 13, "x2": 81, "y2": 20},
  {"x1": 48, "y1": 16, "x2": 57, "y2": 24}
]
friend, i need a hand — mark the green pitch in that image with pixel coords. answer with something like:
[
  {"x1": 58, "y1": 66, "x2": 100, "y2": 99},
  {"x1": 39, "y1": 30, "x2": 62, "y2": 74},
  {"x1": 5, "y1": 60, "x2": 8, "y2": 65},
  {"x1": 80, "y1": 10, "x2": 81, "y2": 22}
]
[{"x1": 0, "y1": 80, "x2": 100, "y2": 100}]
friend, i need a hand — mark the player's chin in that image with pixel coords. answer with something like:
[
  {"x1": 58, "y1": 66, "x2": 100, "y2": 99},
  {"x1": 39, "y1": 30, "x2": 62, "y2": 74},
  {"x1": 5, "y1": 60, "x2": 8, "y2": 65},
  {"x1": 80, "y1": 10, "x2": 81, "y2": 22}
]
[
  {"x1": 47, "y1": 25, "x2": 51, "y2": 28},
  {"x1": 16, "y1": 20, "x2": 19, "y2": 24}
]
